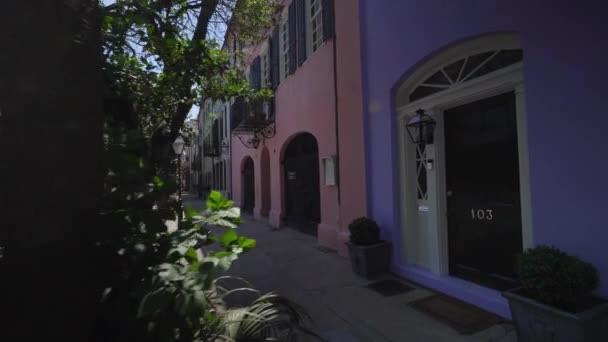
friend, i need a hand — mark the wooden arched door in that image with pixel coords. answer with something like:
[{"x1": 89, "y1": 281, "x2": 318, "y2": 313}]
[
  {"x1": 283, "y1": 133, "x2": 320, "y2": 235},
  {"x1": 242, "y1": 157, "x2": 255, "y2": 214}
]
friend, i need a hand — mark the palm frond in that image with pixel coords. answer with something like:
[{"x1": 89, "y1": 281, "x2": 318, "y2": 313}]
[{"x1": 209, "y1": 290, "x2": 326, "y2": 342}]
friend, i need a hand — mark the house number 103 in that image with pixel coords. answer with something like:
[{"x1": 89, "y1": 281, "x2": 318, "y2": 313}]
[{"x1": 471, "y1": 209, "x2": 493, "y2": 220}]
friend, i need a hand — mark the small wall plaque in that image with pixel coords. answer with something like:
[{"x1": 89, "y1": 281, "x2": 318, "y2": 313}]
[
  {"x1": 418, "y1": 205, "x2": 429, "y2": 212},
  {"x1": 323, "y1": 156, "x2": 337, "y2": 186}
]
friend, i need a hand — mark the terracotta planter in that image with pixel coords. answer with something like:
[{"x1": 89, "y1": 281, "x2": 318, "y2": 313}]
[
  {"x1": 346, "y1": 241, "x2": 391, "y2": 279},
  {"x1": 503, "y1": 288, "x2": 608, "y2": 342}
]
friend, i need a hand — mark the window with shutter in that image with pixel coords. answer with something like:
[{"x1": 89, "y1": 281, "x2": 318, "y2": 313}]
[
  {"x1": 261, "y1": 44, "x2": 270, "y2": 89},
  {"x1": 250, "y1": 56, "x2": 261, "y2": 90},
  {"x1": 279, "y1": 9, "x2": 290, "y2": 81},
  {"x1": 296, "y1": 0, "x2": 307, "y2": 66},
  {"x1": 308, "y1": 0, "x2": 323, "y2": 53},
  {"x1": 260, "y1": 44, "x2": 272, "y2": 120},
  {"x1": 271, "y1": 27, "x2": 280, "y2": 88},
  {"x1": 289, "y1": 2, "x2": 298, "y2": 73}
]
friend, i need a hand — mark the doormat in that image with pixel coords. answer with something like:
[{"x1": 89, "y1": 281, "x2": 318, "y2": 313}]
[
  {"x1": 408, "y1": 294, "x2": 503, "y2": 335},
  {"x1": 366, "y1": 279, "x2": 414, "y2": 297}
]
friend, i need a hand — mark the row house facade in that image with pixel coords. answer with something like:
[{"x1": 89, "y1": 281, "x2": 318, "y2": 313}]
[
  {"x1": 228, "y1": 0, "x2": 367, "y2": 254},
  {"x1": 359, "y1": 0, "x2": 608, "y2": 318},
  {"x1": 184, "y1": 119, "x2": 200, "y2": 194},
  {"x1": 196, "y1": 99, "x2": 232, "y2": 199},
  {"x1": 219, "y1": 0, "x2": 608, "y2": 321}
]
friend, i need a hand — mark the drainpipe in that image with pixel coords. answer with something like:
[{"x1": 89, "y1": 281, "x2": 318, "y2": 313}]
[{"x1": 332, "y1": 1, "x2": 341, "y2": 207}]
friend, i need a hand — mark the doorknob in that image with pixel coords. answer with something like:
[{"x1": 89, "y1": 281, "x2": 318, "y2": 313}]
[{"x1": 447, "y1": 190, "x2": 454, "y2": 197}]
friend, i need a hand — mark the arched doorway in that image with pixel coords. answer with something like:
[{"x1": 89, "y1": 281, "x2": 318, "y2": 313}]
[
  {"x1": 394, "y1": 33, "x2": 532, "y2": 290},
  {"x1": 283, "y1": 133, "x2": 320, "y2": 235},
  {"x1": 242, "y1": 157, "x2": 255, "y2": 215},
  {"x1": 260, "y1": 147, "x2": 270, "y2": 217}
]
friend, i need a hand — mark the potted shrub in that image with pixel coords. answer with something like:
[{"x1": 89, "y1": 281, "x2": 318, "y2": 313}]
[
  {"x1": 346, "y1": 217, "x2": 391, "y2": 279},
  {"x1": 503, "y1": 245, "x2": 608, "y2": 342}
]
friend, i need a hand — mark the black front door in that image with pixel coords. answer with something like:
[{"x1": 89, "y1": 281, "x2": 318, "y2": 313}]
[
  {"x1": 445, "y1": 92, "x2": 522, "y2": 290},
  {"x1": 242, "y1": 158, "x2": 255, "y2": 214},
  {"x1": 284, "y1": 133, "x2": 320, "y2": 235}
]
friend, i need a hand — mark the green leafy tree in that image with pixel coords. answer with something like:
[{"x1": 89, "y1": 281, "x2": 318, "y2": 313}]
[{"x1": 101, "y1": 0, "x2": 280, "y2": 173}]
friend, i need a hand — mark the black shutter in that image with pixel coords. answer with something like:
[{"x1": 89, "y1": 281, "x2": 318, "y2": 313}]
[
  {"x1": 250, "y1": 56, "x2": 261, "y2": 90},
  {"x1": 212, "y1": 119, "x2": 220, "y2": 155},
  {"x1": 288, "y1": 2, "x2": 297, "y2": 74},
  {"x1": 266, "y1": 38, "x2": 272, "y2": 89},
  {"x1": 270, "y1": 100, "x2": 276, "y2": 119},
  {"x1": 270, "y1": 27, "x2": 280, "y2": 89},
  {"x1": 296, "y1": 0, "x2": 307, "y2": 66},
  {"x1": 322, "y1": 0, "x2": 335, "y2": 41}
]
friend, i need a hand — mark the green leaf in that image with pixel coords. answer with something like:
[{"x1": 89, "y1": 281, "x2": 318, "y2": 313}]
[
  {"x1": 217, "y1": 253, "x2": 239, "y2": 271},
  {"x1": 184, "y1": 207, "x2": 199, "y2": 221},
  {"x1": 200, "y1": 257, "x2": 220, "y2": 268},
  {"x1": 190, "y1": 260, "x2": 200, "y2": 272},
  {"x1": 157, "y1": 263, "x2": 184, "y2": 282},
  {"x1": 185, "y1": 247, "x2": 198, "y2": 262},
  {"x1": 169, "y1": 245, "x2": 189, "y2": 258},
  {"x1": 218, "y1": 207, "x2": 240, "y2": 218},
  {"x1": 213, "y1": 250, "x2": 233, "y2": 258},
  {"x1": 153, "y1": 176, "x2": 164, "y2": 189},
  {"x1": 237, "y1": 237, "x2": 256, "y2": 251},
  {"x1": 138, "y1": 288, "x2": 171, "y2": 318},
  {"x1": 220, "y1": 229, "x2": 238, "y2": 247},
  {"x1": 206, "y1": 190, "x2": 224, "y2": 209}
]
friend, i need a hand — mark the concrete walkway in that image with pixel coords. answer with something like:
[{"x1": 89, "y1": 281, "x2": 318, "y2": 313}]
[{"x1": 183, "y1": 197, "x2": 517, "y2": 341}]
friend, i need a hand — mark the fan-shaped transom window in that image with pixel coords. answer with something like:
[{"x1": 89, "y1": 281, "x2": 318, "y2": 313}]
[{"x1": 409, "y1": 49, "x2": 523, "y2": 103}]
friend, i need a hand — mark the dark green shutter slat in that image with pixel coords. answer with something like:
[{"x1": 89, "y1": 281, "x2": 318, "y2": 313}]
[
  {"x1": 288, "y1": 2, "x2": 297, "y2": 74},
  {"x1": 296, "y1": 0, "x2": 307, "y2": 66},
  {"x1": 271, "y1": 28, "x2": 280, "y2": 89},
  {"x1": 270, "y1": 98, "x2": 276, "y2": 119},
  {"x1": 322, "y1": 0, "x2": 335, "y2": 41},
  {"x1": 251, "y1": 56, "x2": 261, "y2": 90},
  {"x1": 266, "y1": 37, "x2": 274, "y2": 89}
]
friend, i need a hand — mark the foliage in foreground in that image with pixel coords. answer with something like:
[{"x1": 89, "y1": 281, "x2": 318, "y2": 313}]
[
  {"x1": 97, "y1": 1, "x2": 321, "y2": 340},
  {"x1": 99, "y1": 132, "x2": 320, "y2": 341}
]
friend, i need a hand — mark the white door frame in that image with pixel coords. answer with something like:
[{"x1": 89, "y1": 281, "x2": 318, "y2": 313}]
[{"x1": 396, "y1": 62, "x2": 533, "y2": 276}]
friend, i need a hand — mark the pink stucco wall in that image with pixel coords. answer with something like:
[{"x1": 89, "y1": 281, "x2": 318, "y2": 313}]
[
  {"x1": 231, "y1": 0, "x2": 366, "y2": 255},
  {"x1": 332, "y1": 0, "x2": 367, "y2": 255}
]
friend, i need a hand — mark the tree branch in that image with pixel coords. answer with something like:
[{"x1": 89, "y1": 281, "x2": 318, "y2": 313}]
[{"x1": 168, "y1": 0, "x2": 219, "y2": 139}]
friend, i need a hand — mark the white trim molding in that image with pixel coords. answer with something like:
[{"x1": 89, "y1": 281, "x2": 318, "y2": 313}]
[{"x1": 394, "y1": 33, "x2": 533, "y2": 278}]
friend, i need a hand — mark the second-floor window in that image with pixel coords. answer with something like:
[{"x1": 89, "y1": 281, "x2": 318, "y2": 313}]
[
  {"x1": 279, "y1": 11, "x2": 290, "y2": 81},
  {"x1": 308, "y1": 0, "x2": 323, "y2": 53},
  {"x1": 260, "y1": 45, "x2": 272, "y2": 119},
  {"x1": 261, "y1": 46, "x2": 270, "y2": 89}
]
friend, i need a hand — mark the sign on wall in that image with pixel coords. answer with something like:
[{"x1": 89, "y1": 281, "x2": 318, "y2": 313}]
[{"x1": 323, "y1": 156, "x2": 337, "y2": 186}]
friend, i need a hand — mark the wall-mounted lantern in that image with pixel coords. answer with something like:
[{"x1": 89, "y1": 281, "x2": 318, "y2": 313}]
[
  {"x1": 172, "y1": 136, "x2": 185, "y2": 155},
  {"x1": 405, "y1": 109, "x2": 436, "y2": 145},
  {"x1": 172, "y1": 136, "x2": 185, "y2": 203}
]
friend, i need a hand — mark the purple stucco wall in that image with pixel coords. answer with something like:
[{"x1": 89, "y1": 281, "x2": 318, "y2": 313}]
[{"x1": 360, "y1": 0, "x2": 608, "y2": 317}]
